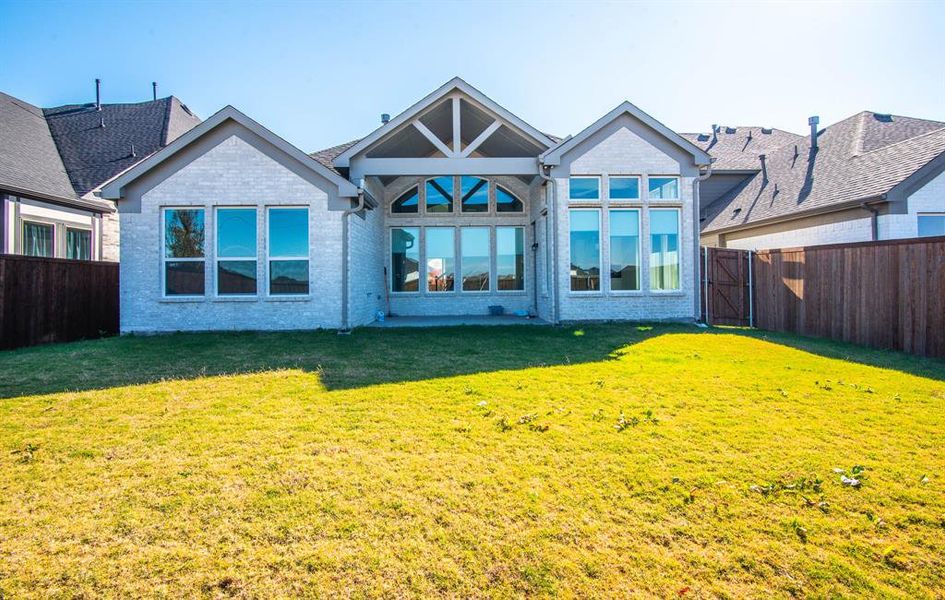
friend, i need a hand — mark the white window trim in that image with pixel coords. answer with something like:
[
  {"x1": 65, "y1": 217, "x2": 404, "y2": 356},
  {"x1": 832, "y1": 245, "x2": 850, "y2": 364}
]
[
  {"x1": 460, "y1": 226, "x2": 492, "y2": 294},
  {"x1": 495, "y1": 225, "x2": 527, "y2": 294},
  {"x1": 569, "y1": 208, "x2": 602, "y2": 295},
  {"x1": 608, "y1": 208, "x2": 642, "y2": 294},
  {"x1": 648, "y1": 207, "x2": 682, "y2": 293},
  {"x1": 215, "y1": 206, "x2": 258, "y2": 298},
  {"x1": 64, "y1": 225, "x2": 93, "y2": 261},
  {"x1": 646, "y1": 175, "x2": 681, "y2": 201},
  {"x1": 20, "y1": 218, "x2": 57, "y2": 258},
  {"x1": 425, "y1": 226, "x2": 457, "y2": 294},
  {"x1": 608, "y1": 175, "x2": 642, "y2": 203},
  {"x1": 917, "y1": 212, "x2": 945, "y2": 238},
  {"x1": 389, "y1": 226, "x2": 422, "y2": 295},
  {"x1": 266, "y1": 206, "x2": 311, "y2": 298},
  {"x1": 569, "y1": 175, "x2": 601, "y2": 202},
  {"x1": 161, "y1": 206, "x2": 206, "y2": 300}
]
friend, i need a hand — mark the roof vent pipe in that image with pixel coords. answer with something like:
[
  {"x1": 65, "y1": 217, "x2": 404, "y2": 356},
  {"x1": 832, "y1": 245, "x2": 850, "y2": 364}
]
[
  {"x1": 808, "y1": 115, "x2": 820, "y2": 151},
  {"x1": 152, "y1": 82, "x2": 157, "y2": 101},
  {"x1": 711, "y1": 124, "x2": 718, "y2": 143},
  {"x1": 381, "y1": 113, "x2": 390, "y2": 125},
  {"x1": 95, "y1": 78, "x2": 101, "y2": 111},
  {"x1": 131, "y1": 143, "x2": 136, "y2": 158},
  {"x1": 759, "y1": 154, "x2": 768, "y2": 183}
]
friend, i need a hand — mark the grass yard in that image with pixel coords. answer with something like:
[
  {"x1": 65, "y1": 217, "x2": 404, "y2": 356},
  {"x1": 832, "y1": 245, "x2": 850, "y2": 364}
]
[{"x1": 1, "y1": 324, "x2": 943, "y2": 598}]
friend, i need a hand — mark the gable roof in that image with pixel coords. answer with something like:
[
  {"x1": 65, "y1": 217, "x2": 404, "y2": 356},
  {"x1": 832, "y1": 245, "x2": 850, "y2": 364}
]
[
  {"x1": 0, "y1": 91, "x2": 84, "y2": 203},
  {"x1": 332, "y1": 77, "x2": 556, "y2": 168},
  {"x1": 680, "y1": 126, "x2": 803, "y2": 171},
  {"x1": 43, "y1": 96, "x2": 201, "y2": 196},
  {"x1": 541, "y1": 101, "x2": 712, "y2": 167},
  {"x1": 701, "y1": 111, "x2": 945, "y2": 234},
  {"x1": 101, "y1": 105, "x2": 359, "y2": 200}
]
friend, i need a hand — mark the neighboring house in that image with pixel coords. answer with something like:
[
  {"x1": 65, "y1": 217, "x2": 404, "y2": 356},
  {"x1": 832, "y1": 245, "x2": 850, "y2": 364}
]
[
  {"x1": 0, "y1": 88, "x2": 200, "y2": 260},
  {"x1": 690, "y1": 112, "x2": 945, "y2": 249},
  {"x1": 101, "y1": 77, "x2": 711, "y2": 332}
]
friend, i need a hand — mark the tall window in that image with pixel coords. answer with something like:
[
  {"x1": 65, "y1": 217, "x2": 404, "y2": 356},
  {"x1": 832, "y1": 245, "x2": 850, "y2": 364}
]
[
  {"x1": 609, "y1": 210, "x2": 640, "y2": 291},
  {"x1": 648, "y1": 177, "x2": 679, "y2": 200},
  {"x1": 569, "y1": 177, "x2": 600, "y2": 201},
  {"x1": 164, "y1": 208, "x2": 205, "y2": 296},
  {"x1": 426, "y1": 177, "x2": 453, "y2": 213},
  {"x1": 650, "y1": 209, "x2": 680, "y2": 290},
  {"x1": 918, "y1": 214, "x2": 945, "y2": 237},
  {"x1": 217, "y1": 208, "x2": 257, "y2": 295},
  {"x1": 460, "y1": 176, "x2": 489, "y2": 213},
  {"x1": 609, "y1": 176, "x2": 640, "y2": 200},
  {"x1": 426, "y1": 227, "x2": 455, "y2": 292},
  {"x1": 497, "y1": 226, "x2": 525, "y2": 291},
  {"x1": 268, "y1": 207, "x2": 309, "y2": 295},
  {"x1": 23, "y1": 222, "x2": 54, "y2": 257},
  {"x1": 569, "y1": 209, "x2": 600, "y2": 291},
  {"x1": 66, "y1": 227, "x2": 91, "y2": 260},
  {"x1": 496, "y1": 186, "x2": 524, "y2": 212},
  {"x1": 392, "y1": 186, "x2": 419, "y2": 214},
  {"x1": 461, "y1": 227, "x2": 490, "y2": 291},
  {"x1": 391, "y1": 227, "x2": 420, "y2": 292}
]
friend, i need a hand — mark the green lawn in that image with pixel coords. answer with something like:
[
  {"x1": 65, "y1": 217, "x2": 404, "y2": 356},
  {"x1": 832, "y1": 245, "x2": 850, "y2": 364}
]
[{"x1": 1, "y1": 324, "x2": 943, "y2": 598}]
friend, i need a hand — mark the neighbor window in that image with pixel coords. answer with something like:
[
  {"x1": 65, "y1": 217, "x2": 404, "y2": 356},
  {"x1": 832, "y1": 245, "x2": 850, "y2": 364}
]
[
  {"x1": 22, "y1": 222, "x2": 54, "y2": 257},
  {"x1": 163, "y1": 208, "x2": 205, "y2": 296},
  {"x1": 461, "y1": 227, "x2": 491, "y2": 291},
  {"x1": 460, "y1": 176, "x2": 489, "y2": 213},
  {"x1": 496, "y1": 185, "x2": 524, "y2": 212},
  {"x1": 918, "y1": 213, "x2": 945, "y2": 237},
  {"x1": 392, "y1": 186, "x2": 419, "y2": 214},
  {"x1": 216, "y1": 208, "x2": 257, "y2": 295},
  {"x1": 569, "y1": 177, "x2": 600, "y2": 201},
  {"x1": 426, "y1": 227, "x2": 455, "y2": 292},
  {"x1": 65, "y1": 227, "x2": 91, "y2": 260},
  {"x1": 497, "y1": 226, "x2": 525, "y2": 291},
  {"x1": 426, "y1": 177, "x2": 453, "y2": 213},
  {"x1": 609, "y1": 176, "x2": 641, "y2": 200},
  {"x1": 609, "y1": 209, "x2": 640, "y2": 291},
  {"x1": 391, "y1": 227, "x2": 420, "y2": 292},
  {"x1": 268, "y1": 207, "x2": 309, "y2": 295},
  {"x1": 648, "y1": 177, "x2": 679, "y2": 200},
  {"x1": 569, "y1": 209, "x2": 600, "y2": 291},
  {"x1": 650, "y1": 209, "x2": 680, "y2": 290}
]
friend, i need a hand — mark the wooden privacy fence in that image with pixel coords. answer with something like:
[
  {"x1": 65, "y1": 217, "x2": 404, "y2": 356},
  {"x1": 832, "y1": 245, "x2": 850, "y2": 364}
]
[
  {"x1": 0, "y1": 254, "x2": 119, "y2": 350},
  {"x1": 702, "y1": 236, "x2": 945, "y2": 357}
]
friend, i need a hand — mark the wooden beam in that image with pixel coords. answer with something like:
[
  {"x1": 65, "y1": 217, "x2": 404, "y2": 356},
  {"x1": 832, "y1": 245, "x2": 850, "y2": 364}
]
[
  {"x1": 452, "y1": 96, "x2": 461, "y2": 155},
  {"x1": 352, "y1": 157, "x2": 539, "y2": 177},
  {"x1": 460, "y1": 120, "x2": 502, "y2": 158},
  {"x1": 411, "y1": 121, "x2": 454, "y2": 158}
]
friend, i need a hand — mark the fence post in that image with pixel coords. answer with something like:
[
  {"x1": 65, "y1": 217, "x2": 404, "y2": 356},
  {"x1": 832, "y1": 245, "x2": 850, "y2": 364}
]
[
  {"x1": 702, "y1": 246, "x2": 710, "y2": 325},
  {"x1": 747, "y1": 250, "x2": 754, "y2": 328}
]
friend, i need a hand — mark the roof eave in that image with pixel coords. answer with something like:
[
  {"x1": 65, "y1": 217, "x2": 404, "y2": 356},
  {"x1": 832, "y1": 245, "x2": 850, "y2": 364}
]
[
  {"x1": 0, "y1": 184, "x2": 115, "y2": 213},
  {"x1": 701, "y1": 195, "x2": 888, "y2": 236}
]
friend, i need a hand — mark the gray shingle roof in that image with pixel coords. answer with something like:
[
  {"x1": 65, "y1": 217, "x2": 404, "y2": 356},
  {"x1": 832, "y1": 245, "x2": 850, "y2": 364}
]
[
  {"x1": 681, "y1": 127, "x2": 803, "y2": 171},
  {"x1": 701, "y1": 111, "x2": 945, "y2": 234},
  {"x1": 0, "y1": 92, "x2": 78, "y2": 201},
  {"x1": 309, "y1": 139, "x2": 362, "y2": 174},
  {"x1": 43, "y1": 96, "x2": 200, "y2": 195}
]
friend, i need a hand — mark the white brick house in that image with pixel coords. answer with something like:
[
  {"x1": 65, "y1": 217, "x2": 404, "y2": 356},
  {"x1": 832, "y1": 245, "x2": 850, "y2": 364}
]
[{"x1": 102, "y1": 78, "x2": 711, "y2": 332}]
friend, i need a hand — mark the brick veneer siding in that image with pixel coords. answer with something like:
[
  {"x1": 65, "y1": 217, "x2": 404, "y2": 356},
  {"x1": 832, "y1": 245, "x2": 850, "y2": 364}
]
[{"x1": 119, "y1": 134, "x2": 345, "y2": 333}]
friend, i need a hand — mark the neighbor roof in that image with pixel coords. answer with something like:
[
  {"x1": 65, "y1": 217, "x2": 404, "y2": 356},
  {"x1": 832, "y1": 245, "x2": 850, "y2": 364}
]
[
  {"x1": 44, "y1": 96, "x2": 200, "y2": 195},
  {"x1": 681, "y1": 126, "x2": 803, "y2": 171},
  {"x1": 701, "y1": 111, "x2": 945, "y2": 234},
  {"x1": 0, "y1": 91, "x2": 81, "y2": 202}
]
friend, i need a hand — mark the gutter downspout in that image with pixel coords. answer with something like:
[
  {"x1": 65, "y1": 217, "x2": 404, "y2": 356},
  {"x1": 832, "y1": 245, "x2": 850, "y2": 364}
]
[
  {"x1": 537, "y1": 158, "x2": 559, "y2": 325},
  {"x1": 860, "y1": 202, "x2": 879, "y2": 241},
  {"x1": 695, "y1": 160, "x2": 714, "y2": 323},
  {"x1": 340, "y1": 181, "x2": 366, "y2": 333}
]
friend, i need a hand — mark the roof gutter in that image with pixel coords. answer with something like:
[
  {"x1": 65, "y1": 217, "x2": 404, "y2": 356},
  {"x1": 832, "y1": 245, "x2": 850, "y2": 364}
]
[
  {"x1": 536, "y1": 157, "x2": 560, "y2": 325},
  {"x1": 0, "y1": 184, "x2": 116, "y2": 213},
  {"x1": 339, "y1": 180, "x2": 368, "y2": 333},
  {"x1": 704, "y1": 194, "x2": 890, "y2": 236}
]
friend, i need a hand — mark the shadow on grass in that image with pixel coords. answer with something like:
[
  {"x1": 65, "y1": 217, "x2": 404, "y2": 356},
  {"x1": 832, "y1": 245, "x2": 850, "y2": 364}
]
[{"x1": 1, "y1": 323, "x2": 942, "y2": 399}]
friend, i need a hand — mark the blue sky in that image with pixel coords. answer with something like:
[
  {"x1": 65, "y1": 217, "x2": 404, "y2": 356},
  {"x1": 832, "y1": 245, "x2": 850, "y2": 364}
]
[{"x1": 2, "y1": 0, "x2": 943, "y2": 152}]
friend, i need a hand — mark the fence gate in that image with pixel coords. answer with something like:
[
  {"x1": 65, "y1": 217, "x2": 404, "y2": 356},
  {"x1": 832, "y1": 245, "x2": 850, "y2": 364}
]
[{"x1": 700, "y1": 247, "x2": 752, "y2": 326}]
